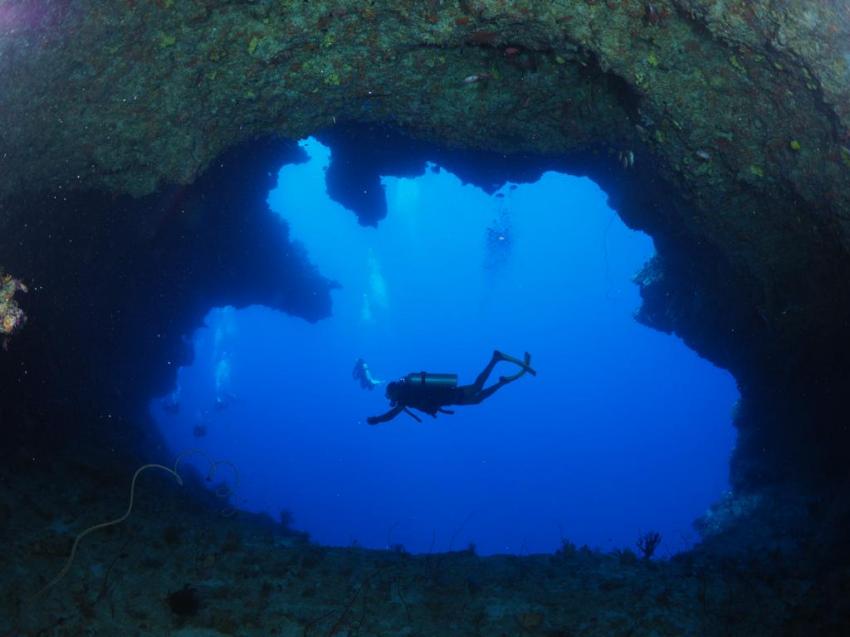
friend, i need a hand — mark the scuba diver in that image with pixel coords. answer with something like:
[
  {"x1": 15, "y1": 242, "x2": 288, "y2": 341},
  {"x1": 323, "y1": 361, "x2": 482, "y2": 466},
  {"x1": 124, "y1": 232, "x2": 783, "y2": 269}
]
[
  {"x1": 192, "y1": 409, "x2": 210, "y2": 438},
  {"x1": 214, "y1": 353, "x2": 237, "y2": 410},
  {"x1": 161, "y1": 384, "x2": 181, "y2": 415},
  {"x1": 352, "y1": 357, "x2": 383, "y2": 390},
  {"x1": 367, "y1": 350, "x2": 536, "y2": 425}
]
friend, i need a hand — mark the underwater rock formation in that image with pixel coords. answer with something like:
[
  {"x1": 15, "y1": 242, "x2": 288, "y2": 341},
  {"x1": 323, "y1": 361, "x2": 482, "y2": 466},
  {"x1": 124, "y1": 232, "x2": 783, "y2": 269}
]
[
  {"x1": 1, "y1": 1, "x2": 849, "y2": 494},
  {"x1": 1, "y1": 1, "x2": 850, "y2": 632},
  {"x1": 3, "y1": 443, "x2": 847, "y2": 635},
  {"x1": 0, "y1": 139, "x2": 333, "y2": 453}
]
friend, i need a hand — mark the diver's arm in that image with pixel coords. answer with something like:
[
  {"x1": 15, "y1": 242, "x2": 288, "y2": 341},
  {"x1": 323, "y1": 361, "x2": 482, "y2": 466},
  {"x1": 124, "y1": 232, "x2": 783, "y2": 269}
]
[{"x1": 367, "y1": 405, "x2": 404, "y2": 425}]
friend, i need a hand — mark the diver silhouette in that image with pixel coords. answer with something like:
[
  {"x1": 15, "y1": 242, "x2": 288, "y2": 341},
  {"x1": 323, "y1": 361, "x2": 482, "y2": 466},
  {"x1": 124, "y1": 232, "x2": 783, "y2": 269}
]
[
  {"x1": 352, "y1": 357, "x2": 383, "y2": 390},
  {"x1": 214, "y1": 354, "x2": 237, "y2": 410},
  {"x1": 367, "y1": 350, "x2": 536, "y2": 425}
]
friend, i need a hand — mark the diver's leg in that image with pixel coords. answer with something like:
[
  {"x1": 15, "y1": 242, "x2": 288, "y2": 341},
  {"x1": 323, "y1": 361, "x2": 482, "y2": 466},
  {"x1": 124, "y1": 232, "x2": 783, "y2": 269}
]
[
  {"x1": 462, "y1": 352, "x2": 535, "y2": 402},
  {"x1": 462, "y1": 360, "x2": 534, "y2": 404},
  {"x1": 470, "y1": 351, "x2": 503, "y2": 392},
  {"x1": 462, "y1": 378, "x2": 513, "y2": 405}
]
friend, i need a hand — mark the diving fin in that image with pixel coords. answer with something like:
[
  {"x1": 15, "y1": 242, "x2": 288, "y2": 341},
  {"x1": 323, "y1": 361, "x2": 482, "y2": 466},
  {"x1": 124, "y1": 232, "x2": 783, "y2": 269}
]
[{"x1": 498, "y1": 351, "x2": 537, "y2": 382}]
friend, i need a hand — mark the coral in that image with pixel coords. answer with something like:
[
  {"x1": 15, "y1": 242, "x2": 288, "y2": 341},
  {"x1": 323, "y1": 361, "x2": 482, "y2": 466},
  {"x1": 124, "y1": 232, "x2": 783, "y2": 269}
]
[
  {"x1": 0, "y1": 271, "x2": 27, "y2": 347},
  {"x1": 174, "y1": 449, "x2": 241, "y2": 516},
  {"x1": 636, "y1": 531, "x2": 662, "y2": 559}
]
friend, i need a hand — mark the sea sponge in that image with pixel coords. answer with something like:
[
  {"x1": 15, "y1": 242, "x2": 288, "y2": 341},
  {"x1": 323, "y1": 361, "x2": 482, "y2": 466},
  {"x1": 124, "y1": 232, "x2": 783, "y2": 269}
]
[{"x1": 0, "y1": 271, "x2": 27, "y2": 340}]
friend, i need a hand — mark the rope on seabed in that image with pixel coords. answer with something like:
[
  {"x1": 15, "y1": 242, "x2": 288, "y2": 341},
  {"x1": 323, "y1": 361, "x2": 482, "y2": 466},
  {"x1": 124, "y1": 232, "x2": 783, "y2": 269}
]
[
  {"x1": 30, "y1": 463, "x2": 183, "y2": 600},
  {"x1": 30, "y1": 450, "x2": 242, "y2": 600}
]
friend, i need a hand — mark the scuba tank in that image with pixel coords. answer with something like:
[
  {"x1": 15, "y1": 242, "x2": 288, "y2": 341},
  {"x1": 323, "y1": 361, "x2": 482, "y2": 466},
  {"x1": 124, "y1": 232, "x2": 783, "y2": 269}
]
[{"x1": 403, "y1": 372, "x2": 458, "y2": 388}]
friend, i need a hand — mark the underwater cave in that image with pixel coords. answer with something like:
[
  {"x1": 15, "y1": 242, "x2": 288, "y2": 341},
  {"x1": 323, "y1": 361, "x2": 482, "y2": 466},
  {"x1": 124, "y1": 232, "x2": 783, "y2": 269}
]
[
  {"x1": 152, "y1": 137, "x2": 738, "y2": 558},
  {"x1": 2, "y1": 2, "x2": 850, "y2": 634}
]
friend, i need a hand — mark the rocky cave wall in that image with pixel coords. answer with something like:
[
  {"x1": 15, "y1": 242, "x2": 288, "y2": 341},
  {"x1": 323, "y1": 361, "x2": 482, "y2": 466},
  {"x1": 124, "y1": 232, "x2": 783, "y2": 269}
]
[
  {"x1": 1, "y1": 0, "x2": 850, "y2": 494},
  {"x1": 0, "y1": 139, "x2": 333, "y2": 458}
]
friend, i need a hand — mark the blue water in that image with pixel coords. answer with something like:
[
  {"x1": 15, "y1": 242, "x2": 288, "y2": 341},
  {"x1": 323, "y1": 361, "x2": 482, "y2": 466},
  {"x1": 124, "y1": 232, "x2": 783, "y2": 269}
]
[{"x1": 153, "y1": 138, "x2": 738, "y2": 557}]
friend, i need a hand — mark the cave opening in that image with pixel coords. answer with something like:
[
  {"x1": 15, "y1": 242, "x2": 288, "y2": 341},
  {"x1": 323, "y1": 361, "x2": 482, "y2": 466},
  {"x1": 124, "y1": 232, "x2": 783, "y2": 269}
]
[
  {"x1": 2, "y1": 2, "x2": 849, "y2": 629},
  {"x1": 151, "y1": 137, "x2": 737, "y2": 557}
]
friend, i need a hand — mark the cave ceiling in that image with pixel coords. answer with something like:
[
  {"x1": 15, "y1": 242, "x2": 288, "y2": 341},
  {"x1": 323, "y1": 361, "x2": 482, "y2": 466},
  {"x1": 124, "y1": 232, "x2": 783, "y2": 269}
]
[{"x1": 1, "y1": 1, "x2": 850, "y2": 488}]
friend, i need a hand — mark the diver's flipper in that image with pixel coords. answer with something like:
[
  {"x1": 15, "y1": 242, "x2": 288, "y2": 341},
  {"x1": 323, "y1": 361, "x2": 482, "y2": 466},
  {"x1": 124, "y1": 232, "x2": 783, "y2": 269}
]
[
  {"x1": 499, "y1": 370, "x2": 524, "y2": 383},
  {"x1": 497, "y1": 351, "x2": 537, "y2": 379},
  {"x1": 521, "y1": 352, "x2": 537, "y2": 376}
]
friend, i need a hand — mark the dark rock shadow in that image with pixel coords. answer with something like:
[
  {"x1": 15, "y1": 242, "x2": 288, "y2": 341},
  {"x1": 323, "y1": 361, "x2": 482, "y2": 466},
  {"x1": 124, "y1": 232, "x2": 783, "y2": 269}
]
[{"x1": 0, "y1": 138, "x2": 334, "y2": 462}]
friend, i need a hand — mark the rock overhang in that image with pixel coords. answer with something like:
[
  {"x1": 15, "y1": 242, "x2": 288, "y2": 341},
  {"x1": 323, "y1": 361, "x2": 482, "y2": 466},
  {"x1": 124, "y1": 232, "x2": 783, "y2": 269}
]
[{"x1": 0, "y1": 0, "x2": 849, "y2": 499}]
